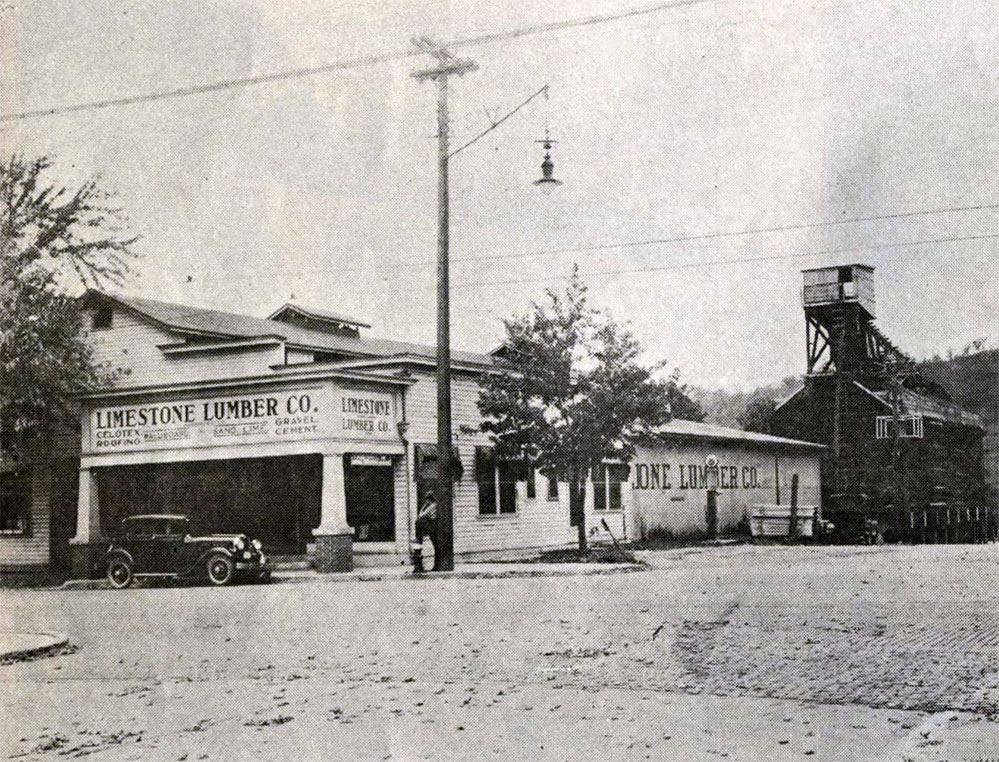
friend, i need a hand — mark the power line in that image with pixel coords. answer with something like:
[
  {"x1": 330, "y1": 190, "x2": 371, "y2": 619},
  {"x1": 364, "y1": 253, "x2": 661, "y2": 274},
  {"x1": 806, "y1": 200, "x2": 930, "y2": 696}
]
[
  {"x1": 0, "y1": 49, "x2": 416, "y2": 123},
  {"x1": 352, "y1": 230, "x2": 997, "y2": 293},
  {"x1": 233, "y1": 200, "x2": 999, "y2": 278},
  {"x1": 233, "y1": 229, "x2": 999, "y2": 292},
  {"x1": 0, "y1": 0, "x2": 717, "y2": 123},
  {"x1": 456, "y1": 200, "x2": 999, "y2": 264},
  {"x1": 447, "y1": 231, "x2": 999, "y2": 291}
]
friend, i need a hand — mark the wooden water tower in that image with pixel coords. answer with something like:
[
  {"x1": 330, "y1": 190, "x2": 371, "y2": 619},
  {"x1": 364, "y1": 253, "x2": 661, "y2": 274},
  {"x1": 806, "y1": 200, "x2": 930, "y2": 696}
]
[
  {"x1": 802, "y1": 264, "x2": 878, "y2": 376},
  {"x1": 772, "y1": 264, "x2": 993, "y2": 543},
  {"x1": 801, "y1": 264, "x2": 915, "y2": 507}
]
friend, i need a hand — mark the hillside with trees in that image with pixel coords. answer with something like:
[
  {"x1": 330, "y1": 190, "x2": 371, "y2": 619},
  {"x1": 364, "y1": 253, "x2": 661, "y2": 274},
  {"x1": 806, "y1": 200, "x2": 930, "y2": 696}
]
[{"x1": 687, "y1": 377, "x2": 802, "y2": 431}]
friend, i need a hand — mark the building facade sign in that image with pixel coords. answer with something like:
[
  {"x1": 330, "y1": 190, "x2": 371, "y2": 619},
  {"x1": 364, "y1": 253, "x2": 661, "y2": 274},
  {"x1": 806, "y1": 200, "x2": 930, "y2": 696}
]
[
  {"x1": 632, "y1": 461, "x2": 762, "y2": 491},
  {"x1": 87, "y1": 386, "x2": 397, "y2": 454}
]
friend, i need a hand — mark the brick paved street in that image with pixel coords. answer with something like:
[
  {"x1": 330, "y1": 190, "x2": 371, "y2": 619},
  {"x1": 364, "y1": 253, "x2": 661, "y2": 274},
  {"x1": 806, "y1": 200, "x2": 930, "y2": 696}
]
[{"x1": 4, "y1": 544, "x2": 999, "y2": 760}]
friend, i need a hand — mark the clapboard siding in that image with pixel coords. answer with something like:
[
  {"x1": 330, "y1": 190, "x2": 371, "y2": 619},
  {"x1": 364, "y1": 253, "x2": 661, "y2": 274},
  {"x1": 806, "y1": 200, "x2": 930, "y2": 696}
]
[
  {"x1": 400, "y1": 367, "x2": 575, "y2": 555},
  {"x1": 630, "y1": 441, "x2": 822, "y2": 539},
  {"x1": 85, "y1": 310, "x2": 284, "y2": 388},
  {"x1": 0, "y1": 468, "x2": 51, "y2": 568}
]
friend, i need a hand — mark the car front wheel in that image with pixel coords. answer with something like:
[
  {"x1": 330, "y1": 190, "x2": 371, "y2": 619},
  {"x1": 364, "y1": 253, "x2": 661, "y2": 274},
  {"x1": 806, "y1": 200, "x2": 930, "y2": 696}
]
[
  {"x1": 107, "y1": 558, "x2": 134, "y2": 589},
  {"x1": 206, "y1": 554, "x2": 234, "y2": 586}
]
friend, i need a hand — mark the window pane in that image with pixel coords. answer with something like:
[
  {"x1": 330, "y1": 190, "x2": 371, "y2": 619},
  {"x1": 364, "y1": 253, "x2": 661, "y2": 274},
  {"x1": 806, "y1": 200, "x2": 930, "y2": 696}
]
[
  {"x1": 609, "y1": 464, "x2": 631, "y2": 483},
  {"x1": 499, "y1": 481, "x2": 517, "y2": 513},
  {"x1": 609, "y1": 481, "x2": 622, "y2": 512},
  {"x1": 593, "y1": 465, "x2": 607, "y2": 512},
  {"x1": 610, "y1": 464, "x2": 628, "y2": 511},
  {"x1": 92, "y1": 305, "x2": 113, "y2": 330},
  {"x1": 476, "y1": 447, "x2": 497, "y2": 515},
  {"x1": 0, "y1": 471, "x2": 30, "y2": 534},
  {"x1": 498, "y1": 460, "x2": 518, "y2": 514},
  {"x1": 479, "y1": 481, "x2": 496, "y2": 515}
]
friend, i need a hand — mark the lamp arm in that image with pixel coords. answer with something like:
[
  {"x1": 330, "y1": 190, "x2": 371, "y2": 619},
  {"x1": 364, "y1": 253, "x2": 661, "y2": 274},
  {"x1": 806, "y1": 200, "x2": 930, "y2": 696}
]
[{"x1": 448, "y1": 84, "x2": 549, "y2": 159}]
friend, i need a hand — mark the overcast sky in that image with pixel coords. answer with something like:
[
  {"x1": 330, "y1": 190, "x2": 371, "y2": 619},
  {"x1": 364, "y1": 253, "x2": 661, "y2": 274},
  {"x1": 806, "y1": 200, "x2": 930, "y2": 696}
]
[{"x1": 2, "y1": 0, "x2": 997, "y2": 389}]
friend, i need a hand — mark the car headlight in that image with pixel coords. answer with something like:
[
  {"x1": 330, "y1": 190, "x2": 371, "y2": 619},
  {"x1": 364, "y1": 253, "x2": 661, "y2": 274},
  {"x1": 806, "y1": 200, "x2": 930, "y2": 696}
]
[
  {"x1": 233, "y1": 537, "x2": 245, "y2": 551},
  {"x1": 251, "y1": 539, "x2": 262, "y2": 551}
]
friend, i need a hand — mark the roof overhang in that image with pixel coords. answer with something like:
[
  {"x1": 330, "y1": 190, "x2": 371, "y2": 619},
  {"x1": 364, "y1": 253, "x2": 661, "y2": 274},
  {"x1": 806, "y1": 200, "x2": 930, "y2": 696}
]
[
  {"x1": 77, "y1": 365, "x2": 415, "y2": 403},
  {"x1": 82, "y1": 289, "x2": 253, "y2": 341},
  {"x1": 308, "y1": 354, "x2": 495, "y2": 374},
  {"x1": 649, "y1": 428, "x2": 826, "y2": 451},
  {"x1": 158, "y1": 336, "x2": 285, "y2": 356}
]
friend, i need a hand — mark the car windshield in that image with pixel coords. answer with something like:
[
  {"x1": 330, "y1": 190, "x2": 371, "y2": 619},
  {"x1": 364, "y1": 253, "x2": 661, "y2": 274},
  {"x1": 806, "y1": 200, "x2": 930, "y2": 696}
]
[
  {"x1": 123, "y1": 519, "x2": 161, "y2": 536},
  {"x1": 167, "y1": 518, "x2": 190, "y2": 535},
  {"x1": 122, "y1": 517, "x2": 187, "y2": 536}
]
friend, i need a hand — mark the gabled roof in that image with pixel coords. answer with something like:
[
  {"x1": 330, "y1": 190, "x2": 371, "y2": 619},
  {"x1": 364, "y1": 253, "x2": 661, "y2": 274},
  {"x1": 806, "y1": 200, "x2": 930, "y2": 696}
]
[
  {"x1": 651, "y1": 419, "x2": 825, "y2": 450},
  {"x1": 880, "y1": 386, "x2": 983, "y2": 427},
  {"x1": 801, "y1": 262, "x2": 874, "y2": 274},
  {"x1": 774, "y1": 375, "x2": 983, "y2": 428},
  {"x1": 268, "y1": 303, "x2": 370, "y2": 329},
  {"x1": 83, "y1": 290, "x2": 496, "y2": 369}
]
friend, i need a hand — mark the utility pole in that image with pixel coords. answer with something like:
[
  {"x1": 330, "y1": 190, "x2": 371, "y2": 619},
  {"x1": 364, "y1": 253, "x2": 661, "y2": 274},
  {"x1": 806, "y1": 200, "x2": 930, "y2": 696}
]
[{"x1": 412, "y1": 37, "x2": 477, "y2": 571}]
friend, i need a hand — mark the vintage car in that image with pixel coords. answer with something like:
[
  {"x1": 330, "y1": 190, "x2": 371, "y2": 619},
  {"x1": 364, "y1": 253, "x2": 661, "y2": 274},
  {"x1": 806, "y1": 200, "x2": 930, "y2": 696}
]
[{"x1": 105, "y1": 514, "x2": 271, "y2": 588}]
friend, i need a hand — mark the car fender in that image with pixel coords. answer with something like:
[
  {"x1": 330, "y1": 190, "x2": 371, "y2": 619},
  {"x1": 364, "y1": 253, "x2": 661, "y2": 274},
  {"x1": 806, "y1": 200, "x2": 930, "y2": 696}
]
[
  {"x1": 183, "y1": 546, "x2": 236, "y2": 576},
  {"x1": 105, "y1": 548, "x2": 135, "y2": 567}
]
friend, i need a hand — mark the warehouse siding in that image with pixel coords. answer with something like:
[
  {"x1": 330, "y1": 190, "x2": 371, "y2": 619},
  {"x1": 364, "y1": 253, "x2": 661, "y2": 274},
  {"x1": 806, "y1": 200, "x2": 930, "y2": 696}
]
[
  {"x1": 630, "y1": 441, "x2": 822, "y2": 539},
  {"x1": 85, "y1": 308, "x2": 284, "y2": 388},
  {"x1": 399, "y1": 367, "x2": 575, "y2": 557}
]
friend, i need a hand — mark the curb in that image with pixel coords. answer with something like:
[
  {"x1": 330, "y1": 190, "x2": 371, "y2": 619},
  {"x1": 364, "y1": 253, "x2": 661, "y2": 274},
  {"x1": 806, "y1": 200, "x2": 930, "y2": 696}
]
[
  {"x1": 58, "y1": 563, "x2": 646, "y2": 590},
  {"x1": 272, "y1": 563, "x2": 647, "y2": 585},
  {"x1": 0, "y1": 631, "x2": 69, "y2": 663}
]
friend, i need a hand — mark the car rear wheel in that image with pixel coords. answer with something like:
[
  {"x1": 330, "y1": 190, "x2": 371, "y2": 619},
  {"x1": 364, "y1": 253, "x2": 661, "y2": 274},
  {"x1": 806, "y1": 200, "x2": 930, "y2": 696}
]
[
  {"x1": 206, "y1": 554, "x2": 234, "y2": 586},
  {"x1": 107, "y1": 558, "x2": 134, "y2": 589}
]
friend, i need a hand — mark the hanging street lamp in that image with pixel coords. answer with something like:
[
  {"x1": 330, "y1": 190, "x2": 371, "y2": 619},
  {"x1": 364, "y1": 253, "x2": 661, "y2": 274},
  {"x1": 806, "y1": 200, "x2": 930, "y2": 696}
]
[
  {"x1": 412, "y1": 38, "x2": 563, "y2": 571},
  {"x1": 533, "y1": 132, "x2": 562, "y2": 194}
]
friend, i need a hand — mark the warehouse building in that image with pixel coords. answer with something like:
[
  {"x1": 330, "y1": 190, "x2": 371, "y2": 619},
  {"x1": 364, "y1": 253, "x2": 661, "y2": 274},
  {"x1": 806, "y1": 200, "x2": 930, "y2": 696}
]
[
  {"x1": 1, "y1": 289, "x2": 827, "y2": 578},
  {"x1": 4, "y1": 290, "x2": 588, "y2": 577},
  {"x1": 628, "y1": 420, "x2": 824, "y2": 540}
]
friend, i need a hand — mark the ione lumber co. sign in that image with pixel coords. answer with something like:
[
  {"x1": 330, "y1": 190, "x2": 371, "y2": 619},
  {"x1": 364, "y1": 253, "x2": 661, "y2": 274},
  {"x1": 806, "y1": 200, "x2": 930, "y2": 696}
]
[
  {"x1": 87, "y1": 387, "x2": 396, "y2": 453},
  {"x1": 632, "y1": 462, "x2": 762, "y2": 491}
]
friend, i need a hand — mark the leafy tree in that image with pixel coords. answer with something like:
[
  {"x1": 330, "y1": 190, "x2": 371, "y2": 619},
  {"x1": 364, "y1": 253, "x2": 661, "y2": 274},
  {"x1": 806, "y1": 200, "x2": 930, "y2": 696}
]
[
  {"x1": 668, "y1": 385, "x2": 706, "y2": 422},
  {"x1": 737, "y1": 396, "x2": 777, "y2": 434},
  {"x1": 690, "y1": 376, "x2": 800, "y2": 428},
  {"x1": 478, "y1": 268, "x2": 677, "y2": 549},
  {"x1": 1, "y1": 155, "x2": 137, "y2": 449}
]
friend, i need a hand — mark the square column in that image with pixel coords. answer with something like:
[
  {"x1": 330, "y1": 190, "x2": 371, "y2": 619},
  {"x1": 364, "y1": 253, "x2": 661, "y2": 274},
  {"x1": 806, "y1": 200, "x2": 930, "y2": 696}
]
[
  {"x1": 69, "y1": 468, "x2": 104, "y2": 579},
  {"x1": 312, "y1": 453, "x2": 353, "y2": 572}
]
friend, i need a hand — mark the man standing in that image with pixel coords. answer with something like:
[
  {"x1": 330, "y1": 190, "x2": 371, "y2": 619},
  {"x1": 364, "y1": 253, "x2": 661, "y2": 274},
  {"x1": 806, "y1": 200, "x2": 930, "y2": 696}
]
[{"x1": 412, "y1": 491, "x2": 438, "y2": 572}]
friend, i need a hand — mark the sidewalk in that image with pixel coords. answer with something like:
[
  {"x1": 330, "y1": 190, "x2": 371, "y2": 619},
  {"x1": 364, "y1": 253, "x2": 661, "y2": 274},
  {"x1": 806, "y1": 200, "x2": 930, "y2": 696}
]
[
  {"x1": 0, "y1": 630, "x2": 68, "y2": 662},
  {"x1": 59, "y1": 560, "x2": 645, "y2": 590}
]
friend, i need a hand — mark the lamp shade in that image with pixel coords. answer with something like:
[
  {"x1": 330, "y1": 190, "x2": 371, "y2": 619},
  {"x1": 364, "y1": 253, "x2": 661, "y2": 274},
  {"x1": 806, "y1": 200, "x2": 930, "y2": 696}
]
[{"x1": 533, "y1": 140, "x2": 562, "y2": 193}]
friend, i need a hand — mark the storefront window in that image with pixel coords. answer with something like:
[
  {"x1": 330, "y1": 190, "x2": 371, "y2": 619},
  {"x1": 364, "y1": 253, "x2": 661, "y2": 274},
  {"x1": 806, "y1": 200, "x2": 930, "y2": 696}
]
[
  {"x1": 475, "y1": 447, "x2": 518, "y2": 515},
  {"x1": 497, "y1": 460, "x2": 519, "y2": 514},
  {"x1": 593, "y1": 464, "x2": 629, "y2": 512},
  {"x1": 0, "y1": 470, "x2": 31, "y2": 536},
  {"x1": 476, "y1": 447, "x2": 496, "y2": 515}
]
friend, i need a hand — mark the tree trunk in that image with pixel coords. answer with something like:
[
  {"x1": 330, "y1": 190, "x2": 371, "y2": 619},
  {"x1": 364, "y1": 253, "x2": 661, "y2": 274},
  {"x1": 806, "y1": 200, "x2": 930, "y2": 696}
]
[{"x1": 569, "y1": 468, "x2": 587, "y2": 551}]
